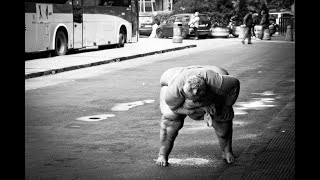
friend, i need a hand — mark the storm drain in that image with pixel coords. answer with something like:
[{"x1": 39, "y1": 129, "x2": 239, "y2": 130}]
[{"x1": 76, "y1": 114, "x2": 115, "y2": 122}]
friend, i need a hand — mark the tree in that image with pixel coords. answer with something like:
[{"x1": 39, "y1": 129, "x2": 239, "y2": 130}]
[
  {"x1": 267, "y1": 0, "x2": 294, "y2": 11},
  {"x1": 171, "y1": 0, "x2": 291, "y2": 27},
  {"x1": 172, "y1": 0, "x2": 209, "y2": 13}
]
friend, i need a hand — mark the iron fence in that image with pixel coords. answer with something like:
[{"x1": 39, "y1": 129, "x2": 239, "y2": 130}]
[{"x1": 279, "y1": 16, "x2": 295, "y2": 34}]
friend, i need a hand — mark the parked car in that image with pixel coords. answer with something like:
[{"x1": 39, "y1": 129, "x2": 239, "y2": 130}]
[
  {"x1": 230, "y1": 26, "x2": 242, "y2": 37},
  {"x1": 210, "y1": 27, "x2": 230, "y2": 38},
  {"x1": 139, "y1": 13, "x2": 154, "y2": 36},
  {"x1": 156, "y1": 13, "x2": 211, "y2": 39}
]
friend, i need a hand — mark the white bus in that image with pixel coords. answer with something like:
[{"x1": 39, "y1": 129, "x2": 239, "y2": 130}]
[{"x1": 25, "y1": 0, "x2": 139, "y2": 56}]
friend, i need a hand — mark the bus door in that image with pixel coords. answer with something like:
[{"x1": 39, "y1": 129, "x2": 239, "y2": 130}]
[
  {"x1": 130, "y1": 0, "x2": 139, "y2": 42},
  {"x1": 72, "y1": 0, "x2": 83, "y2": 48}
]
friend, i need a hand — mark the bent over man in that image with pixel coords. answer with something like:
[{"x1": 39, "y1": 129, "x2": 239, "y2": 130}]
[{"x1": 156, "y1": 65, "x2": 240, "y2": 166}]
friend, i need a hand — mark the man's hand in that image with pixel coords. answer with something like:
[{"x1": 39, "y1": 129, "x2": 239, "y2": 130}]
[
  {"x1": 201, "y1": 104, "x2": 216, "y2": 115},
  {"x1": 194, "y1": 107, "x2": 205, "y2": 114}
]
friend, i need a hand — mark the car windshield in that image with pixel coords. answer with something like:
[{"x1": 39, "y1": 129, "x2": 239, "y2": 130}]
[
  {"x1": 170, "y1": 14, "x2": 209, "y2": 25},
  {"x1": 188, "y1": 14, "x2": 209, "y2": 24},
  {"x1": 199, "y1": 15, "x2": 209, "y2": 23},
  {"x1": 140, "y1": 16, "x2": 153, "y2": 24},
  {"x1": 181, "y1": 16, "x2": 190, "y2": 22}
]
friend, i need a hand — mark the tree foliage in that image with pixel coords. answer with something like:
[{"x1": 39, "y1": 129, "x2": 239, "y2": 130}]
[
  {"x1": 267, "y1": 0, "x2": 294, "y2": 11},
  {"x1": 171, "y1": 0, "x2": 294, "y2": 27}
]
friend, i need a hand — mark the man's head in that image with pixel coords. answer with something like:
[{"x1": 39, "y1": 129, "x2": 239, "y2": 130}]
[
  {"x1": 195, "y1": 12, "x2": 199, "y2": 17},
  {"x1": 248, "y1": 6, "x2": 255, "y2": 14},
  {"x1": 183, "y1": 75, "x2": 206, "y2": 101}
]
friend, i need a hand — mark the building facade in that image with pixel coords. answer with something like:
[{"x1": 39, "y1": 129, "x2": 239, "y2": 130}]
[{"x1": 139, "y1": 0, "x2": 172, "y2": 13}]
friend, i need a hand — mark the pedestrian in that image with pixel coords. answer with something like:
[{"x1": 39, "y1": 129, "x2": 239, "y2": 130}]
[
  {"x1": 149, "y1": 18, "x2": 160, "y2": 38},
  {"x1": 228, "y1": 15, "x2": 238, "y2": 36},
  {"x1": 188, "y1": 12, "x2": 200, "y2": 40},
  {"x1": 156, "y1": 65, "x2": 240, "y2": 167},
  {"x1": 259, "y1": 10, "x2": 269, "y2": 40},
  {"x1": 241, "y1": 10, "x2": 254, "y2": 44},
  {"x1": 251, "y1": 12, "x2": 259, "y2": 39}
]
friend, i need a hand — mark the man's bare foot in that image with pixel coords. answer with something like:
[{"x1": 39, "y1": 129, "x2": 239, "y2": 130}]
[
  {"x1": 156, "y1": 155, "x2": 169, "y2": 166},
  {"x1": 222, "y1": 152, "x2": 235, "y2": 163}
]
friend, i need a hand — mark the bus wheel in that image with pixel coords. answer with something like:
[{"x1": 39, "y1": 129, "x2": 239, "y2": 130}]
[
  {"x1": 54, "y1": 30, "x2": 68, "y2": 56},
  {"x1": 117, "y1": 33, "x2": 125, "y2": 48}
]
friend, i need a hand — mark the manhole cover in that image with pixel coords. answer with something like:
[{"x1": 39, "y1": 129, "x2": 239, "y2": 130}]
[{"x1": 76, "y1": 114, "x2": 115, "y2": 122}]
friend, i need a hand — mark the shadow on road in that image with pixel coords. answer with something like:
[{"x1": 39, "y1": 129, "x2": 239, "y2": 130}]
[{"x1": 25, "y1": 44, "x2": 118, "y2": 61}]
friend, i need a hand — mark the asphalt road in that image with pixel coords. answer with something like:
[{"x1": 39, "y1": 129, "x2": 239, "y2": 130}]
[{"x1": 25, "y1": 39, "x2": 295, "y2": 179}]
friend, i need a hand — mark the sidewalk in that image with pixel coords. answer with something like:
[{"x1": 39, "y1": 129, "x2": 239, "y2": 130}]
[
  {"x1": 218, "y1": 92, "x2": 295, "y2": 179},
  {"x1": 25, "y1": 38, "x2": 197, "y2": 79}
]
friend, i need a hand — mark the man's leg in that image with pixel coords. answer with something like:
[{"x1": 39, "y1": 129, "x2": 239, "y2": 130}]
[
  {"x1": 157, "y1": 117, "x2": 184, "y2": 166},
  {"x1": 241, "y1": 27, "x2": 248, "y2": 44},
  {"x1": 212, "y1": 75, "x2": 239, "y2": 163},
  {"x1": 211, "y1": 111, "x2": 235, "y2": 163},
  {"x1": 248, "y1": 27, "x2": 252, "y2": 44},
  {"x1": 259, "y1": 26, "x2": 265, "y2": 39},
  {"x1": 157, "y1": 86, "x2": 186, "y2": 166},
  {"x1": 252, "y1": 25, "x2": 256, "y2": 37},
  {"x1": 194, "y1": 27, "x2": 198, "y2": 40}
]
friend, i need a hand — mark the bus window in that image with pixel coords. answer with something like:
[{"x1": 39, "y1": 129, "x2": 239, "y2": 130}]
[
  {"x1": 82, "y1": 0, "x2": 95, "y2": 6},
  {"x1": 25, "y1": 0, "x2": 69, "y2": 3},
  {"x1": 111, "y1": 0, "x2": 130, "y2": 7},
  {"x1": 98, "y1": 0, "x2": 113, "y2": 6},
  {"x1": 138, "y1": 0, "x2": 155, "y2": 12}
]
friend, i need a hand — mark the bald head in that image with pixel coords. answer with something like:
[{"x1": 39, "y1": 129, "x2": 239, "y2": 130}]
[{"x1": 183, "y1": 75, "x2": 206, "y2": 101}]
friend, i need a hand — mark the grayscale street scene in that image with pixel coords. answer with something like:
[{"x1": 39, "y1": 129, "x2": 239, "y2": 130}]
[{"x1": 25, "y1": 0, "x2": 295, "y2": 179}]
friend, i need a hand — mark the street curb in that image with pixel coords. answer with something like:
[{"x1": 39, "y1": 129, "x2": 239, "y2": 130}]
[
  {"x1": 25, "y1": 44, "x2": 197, "y2": 79},
  {"x1": 217, "y1": 94, "x2": 295, "y2": 180}
]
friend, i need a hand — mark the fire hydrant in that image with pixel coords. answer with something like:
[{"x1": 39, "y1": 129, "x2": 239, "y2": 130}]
[{"x1": 172, "y1": 18, "x2": 183, "y2": 43}]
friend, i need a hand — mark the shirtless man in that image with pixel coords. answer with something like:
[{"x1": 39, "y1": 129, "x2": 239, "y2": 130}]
[{"x1": 156, "y1": 65, "x2": 240, "y2": 166}]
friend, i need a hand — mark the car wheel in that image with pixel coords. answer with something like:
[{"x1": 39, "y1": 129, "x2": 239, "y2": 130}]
[{"x1": 156, "y1": 28, "x2": 165, "y2": 38}]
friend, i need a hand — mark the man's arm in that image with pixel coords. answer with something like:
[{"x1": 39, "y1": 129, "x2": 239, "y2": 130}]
[
  {"x1": 188, "y1": 17, "x2": 194, "y2": 25},
  {"x1": 243, "y1": 14, "x2": 249, "y2": 25},
  {"x1": 164, "y1": 89, "x2": 196, "y2": 115}
]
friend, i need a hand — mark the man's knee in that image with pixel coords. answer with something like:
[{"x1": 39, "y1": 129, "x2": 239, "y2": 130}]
[
  {"x1": 160, "y1": 117, "x2": 184, "y2": 132},
  {"x1": 162, "y1": 112, "x2": 185, "y2": 122}
]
